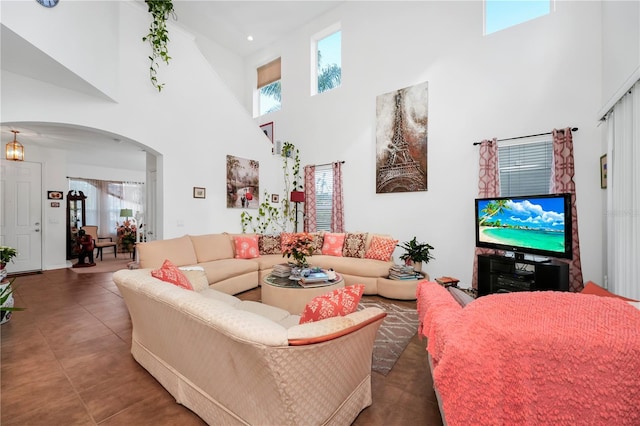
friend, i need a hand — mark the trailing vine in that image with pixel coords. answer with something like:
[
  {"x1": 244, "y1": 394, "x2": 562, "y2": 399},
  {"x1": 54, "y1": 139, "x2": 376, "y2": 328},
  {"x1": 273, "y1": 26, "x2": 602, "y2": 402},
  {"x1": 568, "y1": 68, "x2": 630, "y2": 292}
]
[
  {"x1": 142, "y1": 0, "x2": 176, "y2": 92},
  {"x1": 241, "y1": 142, "x2": 302, "y2": 233}
]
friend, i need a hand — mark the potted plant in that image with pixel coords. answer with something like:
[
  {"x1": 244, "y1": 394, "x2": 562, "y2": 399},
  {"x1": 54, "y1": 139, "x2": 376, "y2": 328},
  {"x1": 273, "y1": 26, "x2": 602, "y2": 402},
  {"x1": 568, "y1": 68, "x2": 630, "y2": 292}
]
[
  {"x1": 0, "y1": 277, "x2": 24, "y2": 325},
  {"x1": 282, "y1": 233, "x2": 315, "y2": 268},
  {"x1": 398, "y1": 237, "x2": 434, "y2": 272}
]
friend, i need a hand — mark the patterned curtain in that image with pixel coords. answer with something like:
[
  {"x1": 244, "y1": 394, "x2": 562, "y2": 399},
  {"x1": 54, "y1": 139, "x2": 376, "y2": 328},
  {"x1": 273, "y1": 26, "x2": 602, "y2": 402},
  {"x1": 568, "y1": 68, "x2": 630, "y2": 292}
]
[
  {"x1": 331, "y1": 162, "x2": 345, "y2": 233},
  {"x1": 303, "y1": 165, "x2": 317, "y2": 232},
  {"x1": 472, "y1": 138, "x2": 500, "y2": 289},
  {"x1": 550, "y1": 128, "x2": 584, "y2": 292}
]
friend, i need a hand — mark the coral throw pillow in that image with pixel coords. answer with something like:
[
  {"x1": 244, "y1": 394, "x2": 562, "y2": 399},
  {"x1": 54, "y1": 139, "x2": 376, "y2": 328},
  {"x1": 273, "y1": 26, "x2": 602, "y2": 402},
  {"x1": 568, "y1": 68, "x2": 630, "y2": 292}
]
[
  {"x1": 259, "y1": 234, "x2": 281, "y2": 255},
  {"x1": 365, "y1": 236, "x2": 398, "y2": 261},
  {"x1": 151, "y1": 259, "x2": 194, "y2": 290},
  {"x1": 321, "y1": 233, "x2": 346, "y2": 257},
  {"x1": 234, "y1": 235, "x2": 260, "y2": 259},
  {"x1": 581, "y1": 281, "x2": 638, "y2": 302},
  {"x1": 299, "y1": 284, "x2": 365, "y2": 324},
  {"x1": 342, "y1": 232, "x2": 368, "y2": 258}
]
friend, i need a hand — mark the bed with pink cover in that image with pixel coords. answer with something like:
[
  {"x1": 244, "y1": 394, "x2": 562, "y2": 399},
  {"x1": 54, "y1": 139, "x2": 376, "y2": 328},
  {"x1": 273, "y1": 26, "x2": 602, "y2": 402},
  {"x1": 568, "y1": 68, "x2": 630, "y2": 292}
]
[{"x1": 417, "y1": 281, "x2": 640, "y2": 425}]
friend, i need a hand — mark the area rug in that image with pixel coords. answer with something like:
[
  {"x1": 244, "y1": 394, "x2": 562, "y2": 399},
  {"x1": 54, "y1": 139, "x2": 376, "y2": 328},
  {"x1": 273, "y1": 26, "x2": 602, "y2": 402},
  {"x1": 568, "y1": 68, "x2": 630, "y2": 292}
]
[
  {"x1": 69, "y1": 254, "x2": 135, "y2": 274},
  {"x1": 359, "y1": 300, "x2": 419, "y2": 375}
]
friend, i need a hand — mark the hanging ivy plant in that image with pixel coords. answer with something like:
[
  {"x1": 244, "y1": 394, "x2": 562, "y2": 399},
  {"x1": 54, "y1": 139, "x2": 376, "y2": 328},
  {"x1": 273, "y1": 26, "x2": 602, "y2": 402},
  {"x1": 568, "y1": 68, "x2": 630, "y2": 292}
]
[{"x1": 142, "y1": 0, "x2": 176, "y2": 92}]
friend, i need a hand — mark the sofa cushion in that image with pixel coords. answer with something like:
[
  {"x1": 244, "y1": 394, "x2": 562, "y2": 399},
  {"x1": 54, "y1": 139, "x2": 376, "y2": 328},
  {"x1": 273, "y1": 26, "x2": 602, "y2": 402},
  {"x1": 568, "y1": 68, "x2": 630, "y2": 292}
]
[
  {"x1": 321, "y1": 233, "x2": 346, "y2": 256},
  {"x1": 137, "y1": 235, "x2": 198, "y2": 269},
  {"x1": 234, "y1": 235, "x2": 260, "y2": 259},
  {"x1": 151, "y1": 259, "x2": 194, "y2": 290},
  {"x1": 342, "y1": 232, "x2": 368, "y2": 258},
  {"x1": 198, "y1": 258, "x2": 259, "y2": 283},
  {"x1": 199, "y1": 288, "x2": 242, "y2": 306},
  {"x1": 581, "y1": 281, "x2": 638, "y2": 302},
  {"x1": 309, "y1": 255, "x2": 392, "y2": 277},
  {"x1": 237, "y1": 300, "x2": 293, "y2": 323},
  {"x1": 299, "y1": 284, "x2": 365, "y2": 324},
  {"x1": 259, "y1": 234, "x2": 281, "y2": 255},
  {"x1": 190, "y1": 234, "x2": 235, "y2": 262},
  {"x1": 311, "y1": 232, "x2": 324, "y2": 255},
  {"x1": 448, "y1": 286, "x2": 476, "y2": 307},
  {"x1": 365, "y1": 236, "x2": 398, "y2": 261},
  {"x1": 179, "y1": 266, "x2": 210, "y2": 292}
]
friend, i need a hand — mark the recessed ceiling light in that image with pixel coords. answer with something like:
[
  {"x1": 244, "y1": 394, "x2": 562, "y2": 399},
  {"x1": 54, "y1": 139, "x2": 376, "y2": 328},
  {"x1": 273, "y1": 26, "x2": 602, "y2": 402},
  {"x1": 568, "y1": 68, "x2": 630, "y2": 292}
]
[{"x1": 247, "y1": 35, "x2": 254, "y2": 41}]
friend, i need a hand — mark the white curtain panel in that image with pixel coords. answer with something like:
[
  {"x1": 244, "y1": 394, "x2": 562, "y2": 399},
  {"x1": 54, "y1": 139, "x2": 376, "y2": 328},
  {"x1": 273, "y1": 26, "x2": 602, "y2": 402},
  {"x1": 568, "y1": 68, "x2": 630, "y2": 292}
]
[{"x1": 606, "y1": 80, "x2": 640, "y2": 300}]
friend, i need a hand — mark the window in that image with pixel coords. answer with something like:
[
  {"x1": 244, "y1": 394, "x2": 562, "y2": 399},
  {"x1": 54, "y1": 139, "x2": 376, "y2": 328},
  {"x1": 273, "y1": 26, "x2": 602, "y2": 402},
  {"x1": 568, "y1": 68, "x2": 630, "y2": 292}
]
[
  {"x1": 498, "y1": 140, "x2": 553, "y2": 197},
  {"x1": 257, "y1": 57, "x2": 281, "y2": 116},
  {"x1": 485, "y1": 0, "x2": 551, "y2": 35},
  {"x1": 315, "y1": 165, "x2": 333, "y2": 231},
  {"x1": 312, "y1": 24, "x2": 341, "y2": 95}
]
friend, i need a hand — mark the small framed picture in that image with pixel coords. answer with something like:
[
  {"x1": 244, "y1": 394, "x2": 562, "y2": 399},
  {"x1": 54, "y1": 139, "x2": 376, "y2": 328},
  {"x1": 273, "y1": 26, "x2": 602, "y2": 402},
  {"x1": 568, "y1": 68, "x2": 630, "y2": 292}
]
[
  {"x1": 48, "y1": 191, "x2": 64, "y2": 200},
  {"x1": 271, "y1": 194, "x2": 280, "y2": 203},
  {"x1": 50, "y1": 201, "x2": 60, "y2": 208},
  {"x1": 193, "y1": 187, "x2": 206, "y2": 199},
  {"x1": 600, "y1": 154, "x2": 607, "y2": 189},
  {"x1": 260, "y1": 122, "x2": 274, "y2": 144}
]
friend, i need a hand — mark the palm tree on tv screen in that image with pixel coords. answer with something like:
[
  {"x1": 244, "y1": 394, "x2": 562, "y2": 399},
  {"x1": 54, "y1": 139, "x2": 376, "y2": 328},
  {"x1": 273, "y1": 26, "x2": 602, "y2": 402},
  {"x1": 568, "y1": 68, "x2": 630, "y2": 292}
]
[{"x1": 479, "y1": 199, "x2": 510, "y2": 226}]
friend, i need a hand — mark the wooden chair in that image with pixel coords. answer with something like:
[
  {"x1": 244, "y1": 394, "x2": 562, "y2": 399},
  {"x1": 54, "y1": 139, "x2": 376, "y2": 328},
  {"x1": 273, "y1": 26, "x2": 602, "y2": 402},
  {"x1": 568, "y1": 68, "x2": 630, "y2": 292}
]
[{"x1": 82, "y1": 225, "x2": 117, "y2": 261}]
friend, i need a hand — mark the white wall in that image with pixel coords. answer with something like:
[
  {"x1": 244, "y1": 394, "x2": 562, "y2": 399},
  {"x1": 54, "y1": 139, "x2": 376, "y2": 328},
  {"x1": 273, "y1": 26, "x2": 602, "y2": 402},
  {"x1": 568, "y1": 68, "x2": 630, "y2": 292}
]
[
  {"x1": 245, "y1": 1, "x2": 605, "y2": 287},
  {"x1": 1, "y1": 1, "x2": 278, "y2": 270}
]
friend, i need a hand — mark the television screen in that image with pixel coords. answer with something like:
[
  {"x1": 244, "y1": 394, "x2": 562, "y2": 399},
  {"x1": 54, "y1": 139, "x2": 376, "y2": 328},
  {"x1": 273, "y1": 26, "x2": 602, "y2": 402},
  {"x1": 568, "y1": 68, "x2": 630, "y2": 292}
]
[{"x1": 475, "y1": 193, "x2": 572, "y2": 259}]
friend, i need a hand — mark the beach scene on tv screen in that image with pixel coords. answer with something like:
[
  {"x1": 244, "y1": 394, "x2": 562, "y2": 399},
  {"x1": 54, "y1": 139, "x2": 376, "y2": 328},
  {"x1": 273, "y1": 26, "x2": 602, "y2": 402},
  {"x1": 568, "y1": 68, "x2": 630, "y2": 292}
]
[{"x1": 477, "y1": 197, "x2": 566, "y2": 253}]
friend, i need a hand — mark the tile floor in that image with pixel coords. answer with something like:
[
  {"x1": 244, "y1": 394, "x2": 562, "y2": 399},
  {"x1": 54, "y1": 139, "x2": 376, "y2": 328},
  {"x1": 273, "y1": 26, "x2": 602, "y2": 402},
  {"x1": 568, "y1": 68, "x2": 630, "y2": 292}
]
[{"x1": 1, "y1": 267, "x2": 443, "y2": 425}]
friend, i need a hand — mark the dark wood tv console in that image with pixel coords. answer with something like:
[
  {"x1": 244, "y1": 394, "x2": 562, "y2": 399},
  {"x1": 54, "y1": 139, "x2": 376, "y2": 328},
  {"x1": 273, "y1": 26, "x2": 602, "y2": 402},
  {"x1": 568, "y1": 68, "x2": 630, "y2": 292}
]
[{"x1": 477, "y1": 254, "x2": 569, "y2": 296}]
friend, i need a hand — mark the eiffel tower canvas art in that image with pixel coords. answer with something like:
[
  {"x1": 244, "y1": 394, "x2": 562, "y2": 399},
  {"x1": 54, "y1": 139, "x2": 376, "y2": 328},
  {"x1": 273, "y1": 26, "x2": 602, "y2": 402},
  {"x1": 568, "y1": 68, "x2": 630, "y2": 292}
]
[{"x1": 376, "y1": 82, "x2": 428, "y2": 193}]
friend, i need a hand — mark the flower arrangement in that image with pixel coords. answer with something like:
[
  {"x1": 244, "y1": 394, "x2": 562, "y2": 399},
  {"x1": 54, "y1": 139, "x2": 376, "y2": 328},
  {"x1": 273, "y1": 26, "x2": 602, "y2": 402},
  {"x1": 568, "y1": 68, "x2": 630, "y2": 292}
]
[
  {"x1": 116, "y1": 220, "x2": 138, "y2": 247},
  {"x1": 0, "y1": 246, "x2": 18, "y2": 268},
  {"x1": 282, "y1": 233, "x2": 315, "y2": 267}
]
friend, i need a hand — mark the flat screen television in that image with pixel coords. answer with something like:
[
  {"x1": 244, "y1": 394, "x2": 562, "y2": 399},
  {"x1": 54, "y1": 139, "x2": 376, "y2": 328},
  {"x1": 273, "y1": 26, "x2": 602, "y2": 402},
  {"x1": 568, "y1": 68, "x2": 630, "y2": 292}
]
[{"x1": 475, "y1": 193, "x2": 572, "y2": 260}]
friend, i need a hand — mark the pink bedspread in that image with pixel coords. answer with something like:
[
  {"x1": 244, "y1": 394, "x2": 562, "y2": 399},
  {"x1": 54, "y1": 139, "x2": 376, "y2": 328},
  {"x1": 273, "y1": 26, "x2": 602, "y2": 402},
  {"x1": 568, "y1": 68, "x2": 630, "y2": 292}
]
[{"x1": 417, "y1": 286, "x2": 640, "y2": 425}]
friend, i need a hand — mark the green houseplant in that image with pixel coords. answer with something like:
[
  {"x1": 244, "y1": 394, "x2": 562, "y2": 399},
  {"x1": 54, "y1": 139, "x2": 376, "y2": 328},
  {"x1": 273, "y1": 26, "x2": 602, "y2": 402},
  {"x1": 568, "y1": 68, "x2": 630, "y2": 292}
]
[
  {"x1": 398, "y1": 237, "x2": 434, "y2": 272},
  {"x1": 0, "y1": 277, "x2": 24, "y2": 324},
  {"x1": 142, "y1": 0, "x2": 176, "y2": 91}
]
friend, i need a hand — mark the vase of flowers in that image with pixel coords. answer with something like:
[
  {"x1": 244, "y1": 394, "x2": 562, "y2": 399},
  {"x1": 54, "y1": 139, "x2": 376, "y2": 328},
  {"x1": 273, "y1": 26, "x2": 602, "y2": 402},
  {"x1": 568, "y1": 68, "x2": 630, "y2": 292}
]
[
  {"x1": 282, "y1": 233, "x2": 315, "y2": 268},
  {"x1": 117, "y1": 220, "x2": 138, "y2": 253}
]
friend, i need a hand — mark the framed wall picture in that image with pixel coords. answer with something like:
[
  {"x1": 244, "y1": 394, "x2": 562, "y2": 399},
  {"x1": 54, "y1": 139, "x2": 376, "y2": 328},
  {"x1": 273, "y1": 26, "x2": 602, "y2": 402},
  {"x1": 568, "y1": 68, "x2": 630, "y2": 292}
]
[
  {"x1": 271, "y1": 194, "x2": 280, "y2": 203},
  {"x1": 48, "y1": 190, "x2": 64, "y2": 200},
  {"x1": 193, "y1": 187, "x2": 206, "y2": 199},
  {"x1": 600, "y1": 154, "x2": 607, "y2": 189}
]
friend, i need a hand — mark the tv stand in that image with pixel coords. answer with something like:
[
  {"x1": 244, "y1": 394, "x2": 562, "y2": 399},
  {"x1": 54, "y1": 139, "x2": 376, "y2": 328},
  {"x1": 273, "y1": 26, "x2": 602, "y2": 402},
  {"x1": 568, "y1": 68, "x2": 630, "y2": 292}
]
[{"x1": 477, "y1": 254, "x2": 569, "y2": 296}]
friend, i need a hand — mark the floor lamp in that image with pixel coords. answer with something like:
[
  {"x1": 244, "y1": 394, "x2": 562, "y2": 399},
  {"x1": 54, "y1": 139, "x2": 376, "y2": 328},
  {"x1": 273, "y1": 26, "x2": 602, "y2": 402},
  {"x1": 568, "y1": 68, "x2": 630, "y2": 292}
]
[{"x1": 290, "y1": 191, "x2": 305, "y2": 233}]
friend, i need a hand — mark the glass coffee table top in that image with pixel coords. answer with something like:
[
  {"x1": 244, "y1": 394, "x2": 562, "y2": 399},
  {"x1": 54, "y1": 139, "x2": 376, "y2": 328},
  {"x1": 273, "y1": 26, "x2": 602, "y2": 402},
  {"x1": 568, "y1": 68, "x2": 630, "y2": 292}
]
[{"x1": 264, "y1": 272, "x2": 343, "y2": 289}]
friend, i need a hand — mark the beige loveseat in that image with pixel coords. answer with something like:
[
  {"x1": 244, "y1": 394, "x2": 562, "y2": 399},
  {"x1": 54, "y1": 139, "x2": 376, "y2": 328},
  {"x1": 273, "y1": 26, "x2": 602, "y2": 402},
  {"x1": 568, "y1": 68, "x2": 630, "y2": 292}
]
[
  {"x1": 113, "y1": 268, "x2": 386, "y2": 425},
  {"x1": 136, "y1": 233, "x2": 427, "y2": 299}
]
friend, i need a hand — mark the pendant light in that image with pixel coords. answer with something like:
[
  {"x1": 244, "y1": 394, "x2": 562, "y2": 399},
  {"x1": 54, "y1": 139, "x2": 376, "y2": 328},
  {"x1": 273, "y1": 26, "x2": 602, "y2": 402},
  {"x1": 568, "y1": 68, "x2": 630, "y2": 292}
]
[{"x1": 6, "y1": 130, "x2": 24, "y2": 161}]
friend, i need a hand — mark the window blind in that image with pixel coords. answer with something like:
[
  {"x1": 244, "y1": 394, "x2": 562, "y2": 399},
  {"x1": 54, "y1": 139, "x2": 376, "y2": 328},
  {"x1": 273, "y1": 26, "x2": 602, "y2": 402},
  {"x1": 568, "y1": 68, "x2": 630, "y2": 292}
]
[
  {"x1": 499, "y1": 140, "x2": 553, "y2": 197},
  {"x1": 257, "y1": 57, "x2": 281, "y2": 89}
]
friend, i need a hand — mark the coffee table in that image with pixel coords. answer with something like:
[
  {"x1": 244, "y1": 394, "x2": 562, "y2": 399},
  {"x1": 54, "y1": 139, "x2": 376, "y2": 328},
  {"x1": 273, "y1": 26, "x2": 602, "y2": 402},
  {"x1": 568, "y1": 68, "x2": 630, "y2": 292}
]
[{"x1": 262, "y1": 272, "x2": 344, "y2": 314}]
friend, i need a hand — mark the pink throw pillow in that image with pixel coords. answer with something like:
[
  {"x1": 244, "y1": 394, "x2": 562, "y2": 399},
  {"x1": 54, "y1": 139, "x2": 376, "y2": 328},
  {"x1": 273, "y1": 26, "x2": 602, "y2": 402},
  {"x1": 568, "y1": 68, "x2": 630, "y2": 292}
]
[
  {"x1": 365, "y1": 236, "x2": 398, "y2": 261},
  {"x1": 151, "y1": 259, "x2": 194, "y2": 290},
  {"x1": 234, "y1": 235, "x2": 260, "y2": 259},
  {"x1": 321, "y1": 233, "x2": 346, "y2": 257},
  {"x1": 299, "y1": 284, "x2": 365, "y2": 324}
]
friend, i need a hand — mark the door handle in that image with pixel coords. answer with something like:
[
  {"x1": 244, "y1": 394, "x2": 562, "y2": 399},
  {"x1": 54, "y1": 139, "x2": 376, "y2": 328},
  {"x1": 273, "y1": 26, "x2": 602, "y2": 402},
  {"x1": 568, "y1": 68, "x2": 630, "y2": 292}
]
[{"x1": 35, "y1": 229, "x2": 40, "y2": 232}]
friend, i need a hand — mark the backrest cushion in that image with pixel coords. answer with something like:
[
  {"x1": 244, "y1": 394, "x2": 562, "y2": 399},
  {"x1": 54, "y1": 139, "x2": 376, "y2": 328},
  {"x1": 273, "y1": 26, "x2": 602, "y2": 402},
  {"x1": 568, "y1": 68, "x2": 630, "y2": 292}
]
[
  {"x1": 189, "y1": 234, "x2": 235, "y2": 262},
  {"x1": 581, "y1": 281, "x2": 638, "y2": 302},
  {"x1": 342, "y1": 232, "x2": 368, "y2": 258},
  {"x1": 137, "y1": 235, "x2": 198, "y2": 269},
  {"x1": 233, "y1": 235, "x2": 260, "y2": 259},
  {"x1": 259, "y1": 234, "x2": 281, "y2": 255},
  {"x1": 179, "y1": 266, "x2": 209, "y2": 292},
  {"x1": 321, "y1": 233, "x2": 346, "y2": 257},
  {"x1": 299, "y1": 284, "x2": 365, "y2": 324},
  {"x1": 311, "y1": 232, "x2": 325, "y2": 255},
  {"x1": 365, "y1": 236, "x2": 398, "y2": 261},
  {"x1": 151, "y1": 259, "x2": 194, "y2": 290}
]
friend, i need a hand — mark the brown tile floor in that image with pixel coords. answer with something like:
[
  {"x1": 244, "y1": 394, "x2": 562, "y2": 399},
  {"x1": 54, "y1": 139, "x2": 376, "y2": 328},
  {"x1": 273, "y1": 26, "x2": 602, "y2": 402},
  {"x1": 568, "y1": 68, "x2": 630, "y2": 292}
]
[{"x1": 1, "y1": 268, "x2": 443, "y2": 425}]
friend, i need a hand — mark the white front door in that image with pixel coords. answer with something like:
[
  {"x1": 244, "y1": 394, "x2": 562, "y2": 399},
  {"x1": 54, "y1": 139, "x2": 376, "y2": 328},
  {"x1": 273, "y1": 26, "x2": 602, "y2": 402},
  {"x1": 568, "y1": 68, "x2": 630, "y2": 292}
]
[{"x1": 1, "y1": 160, "x2": 43, "y2": 273}]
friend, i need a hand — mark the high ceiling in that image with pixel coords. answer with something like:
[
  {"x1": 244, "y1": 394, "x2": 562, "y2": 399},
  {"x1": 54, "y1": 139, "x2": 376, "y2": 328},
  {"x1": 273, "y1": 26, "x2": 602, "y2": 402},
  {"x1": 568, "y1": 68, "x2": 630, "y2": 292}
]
[{"x1": 1, "y1": 1, "x2": 343, "y2": 164}]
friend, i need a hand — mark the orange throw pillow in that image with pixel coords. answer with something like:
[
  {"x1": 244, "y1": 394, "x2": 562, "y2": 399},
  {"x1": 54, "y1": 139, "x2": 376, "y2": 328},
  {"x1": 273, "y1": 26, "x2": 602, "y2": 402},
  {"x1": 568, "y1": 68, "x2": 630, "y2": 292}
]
[
  {"x1": 151, "y1": 259, "x2": 194, "y2": 290},
  {"x1": 581, "y1": 281, "x2": 638, "y2": 302},
  {"x1": 234, "y1": 235, "x2": 260, "y2": 259},
  {"x1": 299, "y1": 284, "x2": 365, "y2": 324},
  {"x1": 365, "y1": 236, "x2": 398, "y2": 261},
  {"x1": 321, "y1": 233, "x2": 346, "y2": 257}
]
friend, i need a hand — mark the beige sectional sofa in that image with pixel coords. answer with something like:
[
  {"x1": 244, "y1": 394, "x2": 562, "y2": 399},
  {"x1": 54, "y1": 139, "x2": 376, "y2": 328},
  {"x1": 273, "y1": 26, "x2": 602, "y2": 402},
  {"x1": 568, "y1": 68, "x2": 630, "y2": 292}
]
[
  {"x1": 136, "y1": 233, "x2": 428, "y2": 299},
  {"x1": 113, "y1": 268, "x2": 386, "y2": 425}
]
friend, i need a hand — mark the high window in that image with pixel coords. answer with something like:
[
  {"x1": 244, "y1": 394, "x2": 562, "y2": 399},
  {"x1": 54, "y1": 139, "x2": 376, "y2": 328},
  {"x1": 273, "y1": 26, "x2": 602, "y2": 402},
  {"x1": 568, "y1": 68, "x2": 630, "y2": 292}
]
[
  {"x1": 485, "y1": 0, "x2": 551, "y2": 35},
  {"x1": 311, "y1": 24, "x2": 341, "y2": 95},
  {"x1": 257, "y1": 57, "x2": 281, "y2": 116},
  {"x1": 314, "y1": 165, "x2": 333, "y2": 231},
  {"x1": 498, "y1": 139, "x2": 553, "y2": 197}
]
